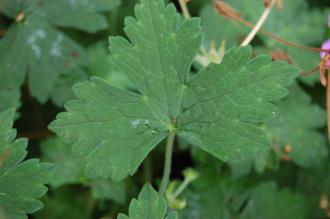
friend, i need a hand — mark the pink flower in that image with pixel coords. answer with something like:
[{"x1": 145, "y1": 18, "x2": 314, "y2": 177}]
[
  {"x1": 321, "y1": 15, "x2": 330, "y2": 59},
  {"x1": 320, "y1": 40, "x2": 330, "y2": 61}
]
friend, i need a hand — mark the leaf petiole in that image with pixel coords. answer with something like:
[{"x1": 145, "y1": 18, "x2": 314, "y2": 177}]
[{"x1": 159, "y1": 131, "x2": 176, "y2": 195}]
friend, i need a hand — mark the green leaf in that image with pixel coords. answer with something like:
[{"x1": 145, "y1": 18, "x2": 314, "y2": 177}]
[
  {"x1": 229, "y1": 149, "x2": 278, "y2": 179},
  {"x1": 0, "y1": 0, "x2": 119, "y2": 107},
  {"x1": 297, "y1": 162, "x2": 330, "y2": 218},
  {"x1": 50, "y1": 69, "x2": 89, "y2": 107},
  {"x1": 42, "y1": 0, "x2": 120, "y2": 33},
  {"x1": 200, "y1": 4, "x2": 249, "y2": 48},
  {"x1": 180, "y1": 167, "x2": 248, "y2": 219},
  {"x1": 266, "y1": 84, "x2": 328, "y2": 168},
  {"x1": 0, "y1": 13, "x2": 86, "y2": 105},
  {"x1": 41, "y1": 136, "x2": 127, "y2": 204},
  {"x1": 88, "y1": 41, "x2": 134, "y2": 90},
  {"x1": 50, "y1": 76, "x2": 168, "y2": 180},
  {"x1": 0, "y1": 89, "x2": 20, "y2": 113},
  {"x1": 229, "y1": 83, "x2": 327, "y2": 178},
  {"x1": 240, "y1": 182, "x2": 307, "y2": 219},
  {"x1": 40, "y1": 137, "x2": 85, "y2": 188},
  {"x1": 90, "y1": 179, "x2": 126, "y2": 204},
  {"x1": 50, "y1": 0, "x2": 297, "y2": 181},
  {"x1": 0, "y1": 109, "x2": 54, "y2": 219},
  {"x1": 177, "y1": 47, "x2": 298, "y2": 161},
  {"x1": 117, "y1": 184, "x2": 167, "y2": 219},
  {"x1": 33, "y1": 187, "x2": 93, "y2": 219},
  {"x1": 181, "y1": 167, "x2": 308, "y2": 219}
]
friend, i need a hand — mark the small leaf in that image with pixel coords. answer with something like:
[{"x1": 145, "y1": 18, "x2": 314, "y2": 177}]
[{"x1": 117, "y1": 184, "x2": 167, "y2": 219}]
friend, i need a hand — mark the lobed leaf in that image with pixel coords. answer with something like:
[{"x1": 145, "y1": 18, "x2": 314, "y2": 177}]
[
  {"x1": 50, "y1": 0, "x2": 298, "y2": 181},
  {"x1": 0, "y1": 109, "x2": 53, "y2": 219},
  {"x1": 240, "y1": 182, "x2": 307, "y2": 219},
  {"x1": 117, "y1": 184, "x2": 172, "y2": 219}
]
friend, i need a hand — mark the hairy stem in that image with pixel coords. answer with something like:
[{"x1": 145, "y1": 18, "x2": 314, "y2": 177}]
[
  {"x1": 240, "y1": 0, "x2": 276, "y2": 46},
  {"x1": 159, "y1": 131, "x2": 175, "y2": 195},
  {"x1": 178, "y1": 0, "x2": 191, "y2": 19}
]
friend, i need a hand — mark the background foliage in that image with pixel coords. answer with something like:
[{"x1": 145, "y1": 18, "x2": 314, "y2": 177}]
[{"x1": 1, "y1": 0, "x2": 330, "y2": 218}]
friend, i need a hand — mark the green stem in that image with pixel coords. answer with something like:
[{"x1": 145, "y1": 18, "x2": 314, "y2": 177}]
[
  {"x1": 159, "y1": 131, "x2": 175, "y2": 195},
  {"x1": 173, "y1": 178, "x2": 190, "y2": 198}
]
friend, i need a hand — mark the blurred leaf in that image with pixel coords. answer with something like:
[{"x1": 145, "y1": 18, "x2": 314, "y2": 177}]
[
  {"x1": 297, "y1": 162, "x2": 330, "y2": 218},
  {"x1": 230, "y1": 83, "x2": 327, "y2": 178},
  {"x1": 179, "y1": 167, "x2": 248, "y2": 219},
  {"x1": 200, "y1": 4, "x2": 249, "y2": 48},
  {"x1": 0, "y1": 0, "x2": 119, "y2": 108},
  {"x1": 200, "y1": 0, "x2": 327, "y2": 84},
  {"x1": 42, "y1": 0, "x2": 121, "y2": 33},
  {"x1": 41, "y1": 136, "x2": 128, "y2": 206},
  {"x1": 50, "y1": 68, "x2": 89, "y2": 107},
  {"x1": 242, "y1": 0, "x2": 326, "y2": 83},
  {"x1": 229, "y1": 149, "x2": 278, "y2": 179},
  {"x1": 33, "y1": 187, "x2": 93, "y2": 219},
  {"x1": 0, "y1": 89, "x2": 20, "y2": 113},
  {"x1": 40, "y1": 137, "x2": 85, "y2": 188},
  {"x1": 90, "y1": 179, "x2": 126, "y2": 204},
  {"x1": 267, "y1": 83, "x2": 328, "y2": 168},
  {"x1": 88, "y1": 41, "x2": 133, "y2": 89},
  {"x1": 240, "y1": 182, "x2": 307, "y2": 219}
]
